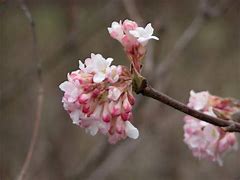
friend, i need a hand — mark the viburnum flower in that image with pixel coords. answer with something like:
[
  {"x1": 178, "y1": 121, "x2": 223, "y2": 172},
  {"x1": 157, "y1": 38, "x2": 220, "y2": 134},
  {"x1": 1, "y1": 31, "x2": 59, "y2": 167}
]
[
  {"x1": 183, "y1": 90, "x2": 238, "y2": 165},
  {"x1": 59, "y1": 53, "x2": 139, "y2": 144},
  {"x1": 108, "y1": 19, "x2": 159, "y2": 72}
]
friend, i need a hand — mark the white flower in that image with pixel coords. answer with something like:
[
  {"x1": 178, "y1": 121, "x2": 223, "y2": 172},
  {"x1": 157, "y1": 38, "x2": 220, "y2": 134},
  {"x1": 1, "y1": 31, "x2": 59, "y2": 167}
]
[
  {"x1": 203, "y1": 124, "x2": 220, "y2": 143},
  {"x1": 80, "y1": 53, "x2": 113, "y2": 83},
  {"x1": 188, "y1": 90, "x2": 210, "y2": 111},
  {"x1": 129, "y1": 23, "x2": 159, "y2": 46},
  {"x1": 59, "y1": 81, "x2": 81, "y2": 102},
  {"x1": 85, "y1": 120, "x2": 110, "y2": 136},
  {"x1": 91, "y1": 53, "x2": 113, "y2": 83},
  {"x1": 108, "y1": 21, "x2": 124, "y2": 41},
  {"x1": 125, "y1": 121, "x2": 139, "y2": 139},
  {"x1": 86, "y1": 124, "x2": 99, "y2": 136},
  {"x1": 70, "y1": 110, "x2": 82, "y2": 125},
  {"x1": 106, "y1": 65, "x2": 122, "y2": 83}
]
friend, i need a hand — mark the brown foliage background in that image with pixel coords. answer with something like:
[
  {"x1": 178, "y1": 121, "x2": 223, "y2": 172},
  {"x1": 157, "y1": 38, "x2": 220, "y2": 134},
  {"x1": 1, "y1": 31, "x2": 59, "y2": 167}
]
[{"x1": 0, "y1": 0, "x2": 240, "y2": 179}]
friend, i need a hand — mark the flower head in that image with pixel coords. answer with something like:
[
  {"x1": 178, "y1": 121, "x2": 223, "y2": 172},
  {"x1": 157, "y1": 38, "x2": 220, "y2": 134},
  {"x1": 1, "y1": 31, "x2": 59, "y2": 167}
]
[
  {"x1": 108, "y1": 19, "x2": 159, "y2": 72},
  {"x1": 59, "y1": 54, "x2": 138, "y2": 144},
  {"x1": 183, "y1": 91, "x2": 238, "y2": 165}
]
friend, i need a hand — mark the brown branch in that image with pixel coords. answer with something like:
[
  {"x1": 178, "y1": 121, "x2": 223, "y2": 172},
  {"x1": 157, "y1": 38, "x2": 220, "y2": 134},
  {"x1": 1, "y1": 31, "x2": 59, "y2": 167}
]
[
  {"x1": 138, "y1": 81, "x2": 240, "y2": 133},
  {"x1": 16, "y1": 1, "x2": 44, "y2": 180}
]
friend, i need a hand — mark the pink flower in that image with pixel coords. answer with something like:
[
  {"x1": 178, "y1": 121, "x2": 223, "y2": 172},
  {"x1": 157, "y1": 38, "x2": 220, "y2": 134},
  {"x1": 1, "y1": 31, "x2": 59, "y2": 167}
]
[
  {"x1": 129, "y1": 23, "x2": 159, "y2": 46},
  {"x1": 108, "y1": 21, "x2": 124, "y2": 42},
  {"x1": 59, "y1": 54, "x2": 138, "y2": 144},
  {"x1": 108, "y1": 20, "x2": 158, "y2": 72},
  {"x1": 106, "y1": 65, "x2": 122, "y2": 83},
  {"x1": 122, "y1": 19, "x2": 138, "y2": 32},
  {"x1": 183, "y1": 91, "x2": 238, "y2": 165},
  {"x1": 188, "y1": 90, "x2": 210, "y2": 111}
]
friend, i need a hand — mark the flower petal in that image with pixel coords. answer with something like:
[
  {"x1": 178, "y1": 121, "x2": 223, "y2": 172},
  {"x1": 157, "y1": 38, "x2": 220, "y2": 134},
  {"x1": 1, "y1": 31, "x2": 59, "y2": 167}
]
[{"x1": 125, "y1": 121, "x2": 139, "y2": 139}]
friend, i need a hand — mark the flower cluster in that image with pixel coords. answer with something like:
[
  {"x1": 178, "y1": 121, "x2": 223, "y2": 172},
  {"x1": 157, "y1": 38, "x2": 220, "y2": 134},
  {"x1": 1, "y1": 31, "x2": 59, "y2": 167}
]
[
  {"x1": 108, "y1": 19, "x2": 159, "y2": 72},
  {"x1": 183, "y1": 90, "x2": 238, "y2": 165},
  {"x1": 59, "y1": 53, "x2": 138, "y2": 144}
]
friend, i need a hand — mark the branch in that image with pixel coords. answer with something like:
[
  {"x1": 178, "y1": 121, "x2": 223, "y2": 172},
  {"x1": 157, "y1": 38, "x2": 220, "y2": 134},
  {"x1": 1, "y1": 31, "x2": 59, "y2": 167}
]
[
  {"x1": 16, "y1": 1, "x2": 44, "y2": 180},
  {"x1": 137, "y1": 80, "x2": 240, "y2": 133}
]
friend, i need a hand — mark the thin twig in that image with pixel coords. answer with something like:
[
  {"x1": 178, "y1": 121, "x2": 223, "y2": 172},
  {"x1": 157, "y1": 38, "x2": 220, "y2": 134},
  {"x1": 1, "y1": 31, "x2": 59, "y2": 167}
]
[
  {"x1": 139, "y1": 82, "x2": 240, "y2": 132},
  {"x1": 68, "y1": 141, "x2": 112, "y2": 180},
  {"x1": 16, "y1": 0, "x2": 44, "y2": 180},
  {"x1": 86, "y1": 140, "x2": 139, "y2": 180},
  {"x1": 1, "y1": 0, "x2": 120, "y2": 109},
  {"x1": 122, "y1": 0, "x2": 144, "y2": 25},
  {"x1": 153, "y1": 0, "x2": 233, "y2": 80}
]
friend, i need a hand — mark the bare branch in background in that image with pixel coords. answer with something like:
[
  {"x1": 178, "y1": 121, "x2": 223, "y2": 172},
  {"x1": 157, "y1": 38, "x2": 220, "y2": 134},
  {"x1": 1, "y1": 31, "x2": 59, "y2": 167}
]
[
  {"x1": 0, "y1": 0, "x2": 121, "y2": 109},
  {"x1": 86, "y1": 140, "x2": 139, "y2": 180},
  {"x1": 16, "y1": 0, "x2": 44, "y2": 180},
  {"x1": 153, "y1": 0, "x2": 234, "y2": 81},
  {"x1": 122, "y1": 0, "x2": 144, "y2": 25},
  {"x1": 68, "y1": 141, "x2": 112, "y2": 180}
]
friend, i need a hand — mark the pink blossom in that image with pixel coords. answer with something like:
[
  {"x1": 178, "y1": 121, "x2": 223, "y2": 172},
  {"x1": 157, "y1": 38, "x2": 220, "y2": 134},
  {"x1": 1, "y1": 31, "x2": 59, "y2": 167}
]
[
  {"x1": 129, "y1": 23, "x2": 159, "y2": 46},
  {"x1": 108, "y1": 21, "x2": 124, "y2": 42},
  {"x1": 183, "y1": 91, "x2": 238, "y2": 165},
  {"x1": 59, "y1": 54, "x2": 138, "y2": 144},
  {"x1": 188, "y1": 90, "x2": 210, "y2": 111},
  {"x1": 106, "y1": 65, "x2": 122, "y2": 83},
  {"x1": 122, "y1": 19, "x2": 138, "y2": 32},
  {"x1": 108, "y1": 20, "x2": 158, "y2": 72}
]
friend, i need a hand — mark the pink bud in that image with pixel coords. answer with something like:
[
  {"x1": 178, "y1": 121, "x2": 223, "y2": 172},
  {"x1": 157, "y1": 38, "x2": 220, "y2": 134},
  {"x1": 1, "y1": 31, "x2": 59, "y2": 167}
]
[
  {"x1": 82, "y1": 104, "x2": 90, "y2": 114},
  {"x1": 127, "y1": 92, "x2": 135, "y2": 105},
  {"x1": 91, "y1": 105, "x2": 103, "y2": 120},
  {"x1": 123, "y1": 96, "x2": 132, "y2": 113},
  {"x1": 121, "y1": 112, "x2": 132, "y2": 121},
  {"x1": 92, "y1": 88, "x2": 101, "y2": 98},
  {"x1": 79, "y1": 93, "x2": 91, "y2": 104},
  {"x1": 123, "y1": 19, "x2": 138, "y2": 32},
  {"x1": 102, "y1": 103, "x2": 111, "y2": 123},
  {"x1": 109, "y1": 100, "x2": 122, "y2": 116},
  {"x1": 115, "y1": 116, "x2": 125, "y2": 134}
]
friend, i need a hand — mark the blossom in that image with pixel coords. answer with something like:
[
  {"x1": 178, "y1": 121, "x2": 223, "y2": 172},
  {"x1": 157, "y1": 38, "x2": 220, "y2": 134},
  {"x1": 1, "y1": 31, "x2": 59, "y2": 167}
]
[
  {"x1": 106, "y1": 65, "x2": 122, "y2": 83},
  {"x1": 79, "y1": 53, "x2": 113, "y2": 83},
  {"x1": 188, "y1": 90, "x2": 210, "y2": 111},
  {"x1": 129, "y1": 23, "x2": 159, "y2": 46},
  {"x1": 108, "y1": 20, "x2": 159, "y2": 72},
  {"x1": 108, "y1": 21, "x2": 124, "y2": 42},
  {"x1": 59, "y1": 54, "x2": 138, "y2": 144},
  {"x1": 183, "y1": 91, "x2": 238, "y2": 165}
]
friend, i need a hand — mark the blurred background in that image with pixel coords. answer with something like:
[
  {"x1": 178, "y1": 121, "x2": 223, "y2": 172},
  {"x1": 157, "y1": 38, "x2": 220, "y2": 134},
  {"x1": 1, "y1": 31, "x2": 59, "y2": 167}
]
[{"x1": 0, "y1": 0, "x2": 240, "y2": 179}]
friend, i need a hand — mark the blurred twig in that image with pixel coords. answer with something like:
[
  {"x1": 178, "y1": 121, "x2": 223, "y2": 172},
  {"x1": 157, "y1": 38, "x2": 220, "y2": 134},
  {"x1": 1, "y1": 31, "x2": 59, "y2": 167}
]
[
  {"x1": 153, "y1": 0, "x2": 234, "y2": 82},
  {"x1": 0, "y1": 0, "x2": 120, "y2": 109},
  {"x1": 86, "y1": 140, "x2": 139, "y2": 180},
  {"x1": 68, "y1": 141, "x2": 113, "y2": 180},
  {"x1": 16, "y1": 0, "x2": 44, "y2": 180},
  {"x1": 122, "y1": 0, "x2": 144, "y2": 25}
]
